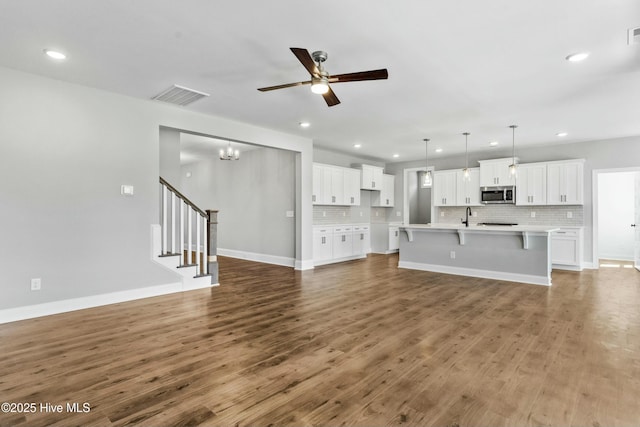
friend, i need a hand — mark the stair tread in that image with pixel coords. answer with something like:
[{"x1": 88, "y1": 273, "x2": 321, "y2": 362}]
[
  {"x1": 158, "y1": 253, "x2": 181, "y2": 258},
  {"x1": 177, "y1": 264, "x2": 197, "y2": 268}
]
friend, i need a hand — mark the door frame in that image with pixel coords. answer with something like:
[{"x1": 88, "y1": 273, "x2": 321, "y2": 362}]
[
  {"x1": 591, "y1": 166, "x2": 640, "y2": 269},
  {"x1": 403, "y1": 166, "x2": 434, "y2": 225}
]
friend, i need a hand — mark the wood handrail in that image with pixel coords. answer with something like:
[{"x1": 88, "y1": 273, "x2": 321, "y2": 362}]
[{"x1": 159, "y1": 177, "x2": 207, "y2": 218}]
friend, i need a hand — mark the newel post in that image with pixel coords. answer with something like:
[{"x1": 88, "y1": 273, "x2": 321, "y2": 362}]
[{"x1": 206, "y1": 210, "x2": 219, "y2": 285}]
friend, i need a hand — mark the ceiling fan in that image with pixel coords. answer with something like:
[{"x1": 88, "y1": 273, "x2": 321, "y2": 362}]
[{"x1": 257, "y1": 47, "x2": 388, "y2": 107}]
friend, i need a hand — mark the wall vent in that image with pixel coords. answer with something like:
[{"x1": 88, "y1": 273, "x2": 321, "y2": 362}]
[
  {"x1": 152, "y1": 84, "x2": 210, "y2": 106},
  {"x1": 629, "y1": 27, "x2": 640, "y2": 45}
]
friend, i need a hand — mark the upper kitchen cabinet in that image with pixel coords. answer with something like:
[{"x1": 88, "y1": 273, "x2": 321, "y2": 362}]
[
  {"x1": 479, "y1": 158, "x2": 517, "y2": 187},
  {"x1": 456, "y1": 168, "x2": 481, "y2": 206},
  {"x1": 343, "y1": 167, "x2": 361, "y2": 206},
  {"x1": 433, "y1": 170, "x2": 457, "y2": 206},
  {"x1": 372, "y1": 174, "x2": 395, "y2": 207},
  {"x1": 312, "y1": 163, "x2": 360, "y2": 206},
  {"x1": 547, "y1": 160, "x2": 584, "y2": 205},
  {"x1": 515, "y1": 163, "x2": 547, "y2": 206},
  {"x1": 357, "y1": 164, "x2": 384, "y2": 190}
]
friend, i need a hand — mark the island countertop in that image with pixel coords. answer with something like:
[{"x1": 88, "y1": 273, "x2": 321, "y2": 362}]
[{"x1": 400, "y1": 223, "x2": 560, "y2": 233}]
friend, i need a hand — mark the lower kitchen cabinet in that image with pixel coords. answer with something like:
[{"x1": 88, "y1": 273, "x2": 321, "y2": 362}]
[
  {"x1": 389, "y1": 226, "x2": 400, "y2": 251},
  {"x1": 370, "y1": 223, "x2": 402, "y2": 254},
  {"x1": 551, "y1": 227, "x2": 583, "y2": 270},
  {"x1": 313, "y1": 224, "x2": 370, "y2": 266}
]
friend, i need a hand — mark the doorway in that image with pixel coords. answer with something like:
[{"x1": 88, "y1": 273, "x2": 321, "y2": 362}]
[
  {"x1": 593, "y1": 168, "x2": 640, "y2": 271},
  {"x1": 403, "y1": 167, "x2": 433, "y2": 225}
]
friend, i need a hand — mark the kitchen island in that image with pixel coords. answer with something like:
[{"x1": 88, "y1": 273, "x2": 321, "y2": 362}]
[{"x1": 398, "y1": 224, "x2": 559, "y2": 286}]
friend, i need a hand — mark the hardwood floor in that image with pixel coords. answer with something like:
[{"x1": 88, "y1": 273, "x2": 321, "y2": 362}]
[{"x1": 1, "y1": 254, "x2": 639, "y2": 426}]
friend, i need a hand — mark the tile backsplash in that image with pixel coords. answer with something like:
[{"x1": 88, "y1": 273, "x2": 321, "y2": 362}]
[{"x1": 437, "y1": 205, "x2": 583, "y2": 226}]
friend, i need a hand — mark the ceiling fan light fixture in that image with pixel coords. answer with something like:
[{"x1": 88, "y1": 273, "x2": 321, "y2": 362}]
[{"x1": 310, "y1": 77, "x2": 329, "y2": 94}]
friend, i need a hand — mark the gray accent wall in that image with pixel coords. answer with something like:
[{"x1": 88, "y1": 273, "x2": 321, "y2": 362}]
[
  {"x1": 0, "y1": 66, "x2": 312, "y2": 310},
  {"x1": 385, "y1": 136, "x2": 640, "y2": 265},
  {"x1": 180, "y1": 147, "x2": 296, "y2": 259}
]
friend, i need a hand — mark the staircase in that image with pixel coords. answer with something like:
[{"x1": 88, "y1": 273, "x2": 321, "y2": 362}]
[{"x1": 152, "y1": 177, "x2": 219, "y2": 290}]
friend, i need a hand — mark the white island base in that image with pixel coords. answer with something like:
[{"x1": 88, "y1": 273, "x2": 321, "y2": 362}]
[{"x1": 398, "y1": 224, "x2": 559, "y2": 286}]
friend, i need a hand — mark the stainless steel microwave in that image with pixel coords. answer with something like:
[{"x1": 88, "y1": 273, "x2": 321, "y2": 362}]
[{"x1": 481, "y1": 186, "x2": 515, "y2": 204}]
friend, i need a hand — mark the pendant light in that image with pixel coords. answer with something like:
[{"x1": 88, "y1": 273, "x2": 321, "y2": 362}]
[
  {"x1": 508, "y1": 125, "x2": 518, "y2": 178},
  {"x1": 462, "y1": 132, "x2": 470, "y2": 181},
  {"x1": 423, "y1": 138, "x2": 432, "y2": 187},
  {"x1": 219, "y1": 141, "x2": 240, "y2": 160}
]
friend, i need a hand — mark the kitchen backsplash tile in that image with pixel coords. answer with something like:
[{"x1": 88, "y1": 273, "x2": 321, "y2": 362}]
[{"x1": 437, "y1": 205, "x2": 583, "y2": 226}]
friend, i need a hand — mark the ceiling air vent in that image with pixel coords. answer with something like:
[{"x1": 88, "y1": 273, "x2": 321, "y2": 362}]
[
  {"x1": 152, "y1": 84, "x2": 210, "y2": 106},
  {"x1": 629, "y1": 27, "x2": 640, "y2": 45}
]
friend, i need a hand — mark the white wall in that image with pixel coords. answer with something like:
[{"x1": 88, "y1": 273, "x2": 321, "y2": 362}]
[
  {"x1": 180, "y1": 147, "x2": 296, "y2": 260},
  {"x1": 598, "y1": 172, "x2": 637, "y2": 260},
  {"x1": 0, "y1": 66, "x2": 313, "y2": 310}
]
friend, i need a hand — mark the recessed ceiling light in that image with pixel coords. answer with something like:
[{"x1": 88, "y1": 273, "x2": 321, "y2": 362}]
[
  {"x1": 556, "y1": 132, "x2": 568, "y2": 137},
  {"x1": 393, "y1": 154, "x2": 399, "y2": 158},
  {"x1": 565, "y1": 52, "x2": 589, "y2": 62},
  {"x1": 43, "y1": 49, "x2": 66, "y2": 60},
  {"x1": 489, "y1": 141, "x2": 499, "y2": 146},
  {"x1": 299, "y1": 121, "x2": 310, "y2": 128},
  {"x1": 353, "y1": 144, "x2": 361, "y2": 148},
  {"x1": 435, "y1": 148, "x2": 443, "y2": 153}
]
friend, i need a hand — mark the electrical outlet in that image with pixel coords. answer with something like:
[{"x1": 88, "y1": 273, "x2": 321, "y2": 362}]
[
  {"x1": 322, "y1": 211, "x2": 326, "y2": 217},
  {"x1": 396, "y1": 211, "x2": 401, "y2": 217},
  {"x1": 342, "y1": 211, "x2": 346, "y2": 217},
  {"x1": 31, "y1": 278, "x2": 41, "y2": 291},
  {"x1": 567, "y1": 211, "x2": 573, "y2": 219},
  {"x1": 440, "y1": 211, "x2": 445, "y2": 217},
  {"x1": 285, "y1": 210, "x2": 294, "y2": 217},
  {"x1": 450, "y1": 251, "x2": 456, "y2": 259},
  {"x1": 376, "y1": 211, "x2": 379, "y2": 217},
  {"x1": 472, "y1": 211, "x2": 477, "y2": 217},
  {"x1": 360, "y1": 211, "x2": 363, "y2": 217},
  {"x1": 531, "y1": 211, "x2": 536, "y2": 218}
]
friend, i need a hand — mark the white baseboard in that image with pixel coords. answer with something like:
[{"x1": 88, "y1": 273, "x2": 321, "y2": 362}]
[
  {"x1": 552, "y1": 263, "x2": 584, "y2": 271},
  {"x1": 398, "y1": 261, "x2": 551, "y2": 286},
  {"x1": 295, "y1": 259, "x2": 315, "y2": 270},
  {"x1": 313, "y1": 254, "x2": 367, "y2": 267},
  {"x1": 0, "y1": 281, "x2": 214, "y2": 325},
  {"x1": 581, "y1": 262, "x2": 596, "y2": 269},
  {"x1": 218, "y1": 248, "x2": 295, "y2": 267}
]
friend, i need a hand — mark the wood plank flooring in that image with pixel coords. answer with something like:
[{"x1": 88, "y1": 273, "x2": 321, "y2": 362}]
[{"x1": 1, "y1": 254, "x2": 639, "y2": 426}]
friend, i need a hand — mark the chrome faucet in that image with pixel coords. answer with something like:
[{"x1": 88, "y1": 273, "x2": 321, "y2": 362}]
[{"x1": 461, "y1": 206, "x2": 472, "y2": 227}]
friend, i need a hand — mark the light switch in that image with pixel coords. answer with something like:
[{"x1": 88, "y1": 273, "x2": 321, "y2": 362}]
[
  {"x1": 121, "y1": 185, "x2": 134, "y2": 196},
  {"x1": 285, "y1": 210, "x2": 294, "y2": 218}
]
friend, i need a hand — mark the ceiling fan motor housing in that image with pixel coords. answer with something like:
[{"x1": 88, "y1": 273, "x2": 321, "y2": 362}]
[{"x1": 311, "y1": 51, "x2": 328, "y2": 64}]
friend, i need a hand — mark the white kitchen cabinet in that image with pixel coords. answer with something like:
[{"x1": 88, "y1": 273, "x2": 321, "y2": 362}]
[
  {"x1": 312, "y1": 164, "x2": 324, "y2": 204},
  {"x1": 352, "y1": 225, "x2": 370, "y2": 255},
  {"x1": 479, "y1": 158, "x2": 517, "y2": 187},
  {"x1": 516, "y1": 163, "x2": 547, "y2": 205},
  {"x1": 313, "y1": 163, "x2": 361, "y2": 206},
  {"x1": 547, "y1": 160, "x2": 584, "y2": 205},
  {"x1": 358, "y1": 164, "x2": 384, "y2": 190},
  {"x1": 433, "y1": 170, "x2": 457, "y2": 206},
  {"x1": 389, "y1": 226, "x2": 400, "y2": 251},
  {"x1": 372, "y1": 174, "x2": 395, "y2": 207},
  {"x1": 343, "y1": 168, "x2": 361, "y2": 206},
  {"x1": 332, "y1": 226, "x2": 354, "y2": 259},
  {"x1": 552, "y1": 227, "x2": 583, "y2": 270},
  {"x1": 312, "y1": 227, "x2": 333, "y2": 262},
  {"x1": 456, "y1": 168, "x2": 481, "y2": 206}
]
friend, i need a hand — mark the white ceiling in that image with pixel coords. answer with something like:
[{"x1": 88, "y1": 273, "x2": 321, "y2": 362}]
[{"x1": 1, "y1": 1, "x2": 639, "y2": 162}]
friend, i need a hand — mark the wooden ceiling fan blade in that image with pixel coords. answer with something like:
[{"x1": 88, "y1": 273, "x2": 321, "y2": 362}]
[
  {"x1": 290, "y1": 47, "x2": 319, "y2": 76},
  {"x1": 322, "y1": 86, "x2": 340, "y2": 107},
  {"x1": 329, "y1": 68, "x2": 388, "y2": 83},
  {"x1": 257, "y1": 81, "x2": 311, "y2": 91}
]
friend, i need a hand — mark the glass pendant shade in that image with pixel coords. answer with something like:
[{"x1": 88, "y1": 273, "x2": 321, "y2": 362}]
[
  {"x1": 310, "y1": 77, "x2": 329, "y2": 94},
  {"x1": 462, "y1": 132, "x2": 471, "y2": 181},
  {"x1": 509, "y1": 125, "x2": 518, "y2": 179},
  {"x1": 422, "y1": 138, "x2": 432, "y2": 187}
]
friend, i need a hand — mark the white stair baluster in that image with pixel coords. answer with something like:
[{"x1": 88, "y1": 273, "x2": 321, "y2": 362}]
[
  {"x1": 162, "y1": 185, "x2": 168, "y2": 254},
  {"x1": 171, "y1": 192, "x2": 176, "y2": 254},
  {"x1": 202, "y1": 214, "x2": 208, "y2": 275},
  {"x1": 188, "y1": 207, "x2": 193, "y2": 265},
  {"x1": 196, "y1": 212, "x2": 201, "y2": 275},
  {"x1": 180, "y1": 200, "x2": 185, "y2": 265}
]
